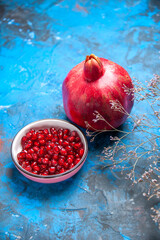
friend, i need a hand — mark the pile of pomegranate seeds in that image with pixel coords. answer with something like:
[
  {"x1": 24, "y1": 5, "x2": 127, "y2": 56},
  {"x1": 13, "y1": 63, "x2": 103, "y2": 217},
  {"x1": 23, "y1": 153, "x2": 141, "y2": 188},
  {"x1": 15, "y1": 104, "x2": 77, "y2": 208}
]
[{"x1": 17, "y1": 128, "x2": 85, "y2": 176}]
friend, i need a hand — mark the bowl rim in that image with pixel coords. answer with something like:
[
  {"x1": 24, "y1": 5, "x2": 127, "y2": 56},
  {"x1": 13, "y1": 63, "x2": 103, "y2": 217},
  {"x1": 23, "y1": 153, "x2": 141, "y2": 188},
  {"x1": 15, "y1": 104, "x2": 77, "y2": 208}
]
[{"x1": 11, "y1": 118, "x2": 88, "y2": 179}]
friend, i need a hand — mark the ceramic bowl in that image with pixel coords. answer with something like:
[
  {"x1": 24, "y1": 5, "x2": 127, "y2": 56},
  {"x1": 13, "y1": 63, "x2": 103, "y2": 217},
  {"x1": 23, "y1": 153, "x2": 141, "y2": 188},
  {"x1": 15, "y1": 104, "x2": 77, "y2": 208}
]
[{"x1": 11, "y1": 119, "x2": 88, "y2": 183}]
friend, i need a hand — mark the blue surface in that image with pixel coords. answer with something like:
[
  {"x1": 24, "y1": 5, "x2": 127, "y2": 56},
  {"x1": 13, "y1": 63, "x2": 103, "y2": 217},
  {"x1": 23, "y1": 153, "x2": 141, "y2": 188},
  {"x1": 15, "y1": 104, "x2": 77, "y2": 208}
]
[{"x1": 0, "y1": 0, "x2": 160, "y2": 239}]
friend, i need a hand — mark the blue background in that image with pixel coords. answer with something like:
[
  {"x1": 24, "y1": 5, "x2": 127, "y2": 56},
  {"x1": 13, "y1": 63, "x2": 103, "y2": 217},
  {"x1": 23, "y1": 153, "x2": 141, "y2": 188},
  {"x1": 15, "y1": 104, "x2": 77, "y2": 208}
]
[{"x1": 0, "y1": 0, "x2": 160, "y2": 239}]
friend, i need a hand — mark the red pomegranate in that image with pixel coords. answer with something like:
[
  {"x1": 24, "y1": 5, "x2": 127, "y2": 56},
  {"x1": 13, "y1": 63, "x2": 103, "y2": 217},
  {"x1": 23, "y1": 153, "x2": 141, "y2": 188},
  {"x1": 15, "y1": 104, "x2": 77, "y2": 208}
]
[{"x1": 62, "y1": 54, "x2": 134, "y2": 130}]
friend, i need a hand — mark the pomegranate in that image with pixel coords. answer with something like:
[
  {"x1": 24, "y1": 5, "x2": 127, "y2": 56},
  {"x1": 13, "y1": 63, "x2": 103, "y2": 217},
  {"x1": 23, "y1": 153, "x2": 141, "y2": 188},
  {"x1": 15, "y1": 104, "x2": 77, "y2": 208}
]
[
  {"x1": 17, "y1": 128, "x2": 84, "y2": 176},
  {"x1": 62, "y1": 54, "x2": 134, "y2": 130}
]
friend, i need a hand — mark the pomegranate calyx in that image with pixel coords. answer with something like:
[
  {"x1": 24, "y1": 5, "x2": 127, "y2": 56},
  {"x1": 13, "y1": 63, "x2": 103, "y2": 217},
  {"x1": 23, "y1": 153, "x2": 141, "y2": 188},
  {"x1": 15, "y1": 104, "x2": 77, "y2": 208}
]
[{"x1": 84, "y1": 54, "x2": 104, "y2": 82}]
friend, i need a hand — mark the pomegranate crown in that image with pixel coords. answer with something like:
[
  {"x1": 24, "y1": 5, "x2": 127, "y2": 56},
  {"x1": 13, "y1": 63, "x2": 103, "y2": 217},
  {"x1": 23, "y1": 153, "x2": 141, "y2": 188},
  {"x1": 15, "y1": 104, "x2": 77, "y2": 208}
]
[{"x1": 84, "y1": 54, "x2": 104, "y2": 82}]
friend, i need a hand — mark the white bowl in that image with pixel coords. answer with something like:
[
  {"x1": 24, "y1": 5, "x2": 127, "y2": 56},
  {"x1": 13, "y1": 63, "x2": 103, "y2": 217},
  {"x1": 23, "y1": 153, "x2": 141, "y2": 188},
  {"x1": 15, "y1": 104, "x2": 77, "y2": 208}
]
[{"x1": 11, "y1": 119, "x2": 88, "y2": 183}]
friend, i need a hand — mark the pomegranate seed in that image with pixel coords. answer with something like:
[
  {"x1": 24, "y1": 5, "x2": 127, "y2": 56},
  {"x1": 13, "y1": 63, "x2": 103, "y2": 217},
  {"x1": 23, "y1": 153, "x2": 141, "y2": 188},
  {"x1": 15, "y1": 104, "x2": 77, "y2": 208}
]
[
  {"x1": 74, "y1": 142, "x2": 82, "y2": 149},
  {"x1": 37, "y1": 130, "x2": 43, "y2": 134},
  {"x1": 49, "y1": 167, "x2": 56, "y2": 174},
  {"x1": 30, "y1": 129, "x2": 35, "y2": 134},
  {"x1": 59, "y1": 139, "x2": 63, "y2": 145},
  {"x1": 42, "y1": 158, "x2": 49, "y2": 165},
  {"x1": 70, "y1": 142, "x2": 75, "y2": 147},
  {"x1": 48, "y1": 161, "x2": 52, "y2": 167},
  {"x1": 26, "y1": 153, "x2": 32, "y2": 161},
  {"x1": 50, "y1": 128, "x2": 57, "y2": 135},
  {"x1": 31, "y1": 161, "x2": 37, "y2": 168},
  {"x1": 63, "y1": 135, "x2": 69, "y2": 140},
  {"x1": 26, "y1": 132, "x2": 32, "y2": 139},
  {"x1": 53, "y1": 154, "x2": 59, "y2": 160},
  {"x1": 75, "y1": 153, "x2": 79, "y2": 158},
  {"x1": 58, "y1": 158, "x2": 65, "y2": 166},
  {"x1": 71, "y1": 131, "x2": 78, "y2": 137},
  {"x1": 46, "y1": 133, "x2": 53, "y2": 141},
  {"x1": 54, "y1": 146, "x2": 59, "y2": 153},
  {"x1": 58, "y1": 128, "x2": 63, "y2": 133},
  {"x1": 58, "y1": 129, "x2": 63, "y2": 139},
  {"x1": 67, "y1": 157, "x2": 73, "y2": 164},
  {"x1": 41, "y1": 172, "x2": 47, "y2": 176},
  {"x1": 60, "y1": 148, "x2": 67, "y2": 156},
  {"x1": 28, "y1": 148, "x2": 34, "y2": 154},
  {"x1": 51, "y1": 159, "x2": 57, "y2": 166},
  {"x1": 42, "y1": 170, "x2": 49, "y2": 175},
  {"x1": 34, "y1": 141, "x2": 40, "y2": 147},
  {"x1": 18, "y1": 159, "x2": 24, "y2": 165},
  {"x1": 56, "y1": 165, "x2": 62, "y2": 171},
  {"x1": 65, "y1": 145, "x2": 72, "y2": 152},
  {"x1": 68, "y1": 136, "x2": 75, "y2": 142},
  {"x1": 40, "y1": 164, "x2": 47, "y2": 170},
  {"x1": 64, "y1": 129, "x2": 70, "y2": 135},
  {"x1": 22, "y1": 162, "x2": 27, "y2": 168},
  {"x1": 38, "y1": 134, "x2": 44, "y2": 140},
  {"x1": 75, "y1": 137, "x2": 81, "y2": 142},
  {"x1": 50, "y1": 142, "x2": 55, "y2": 148},
  {"x1": 33, "y1": 165, "x2": 40, "y2": 172},
  {"x1": 43, "y1": 129, "x2": 49, "y2": 135},
  {"x1": 75, "y1": 158, "x2": 81, "y2": 165},
  {"x1": 68, "y1": 150, "x2": 74, "y2": 155},
  {"x1": 25, "y1": 165, "x2": 32, "y2": 172},
  {"x1": 48, "y1": 149, "x2": 54, "y2": 156},
  {"x1": 63, "y1": 141, "x2": 69, "y2": 147},
  {"x1": 33, "y1": 146, "x2": 39, "y2": 152},
  {"x1": 25, "y1": 161, "x2": 30, "y2": 166},
  {"x1": 27, "y1": 139, "x2": 32, "y2": 144},
  {"x1": 38, "y1": 158, "x2": 43, "y2": 164},
  {"x1": 52, "y1": 136, "x2": 58, "y2": 142},
  {"x1": 59, "y1": 168, "x2": 65, "y2": 173},
  {"x1": 68, "y1": 154, "x2": 74, "y2": 159},
  {"x1": 44, "y1": 154, "x2": 51, "y2": 159},
  {"x1": 17, "y1": 151, "x2": 26, "y2": 159},
  {"x1": 21, "y1": 136, "x2": 28, "y2": 147},
  {"x1": 39, "y1": 139, "x2": 45, "y2": 145},
  {"x1": 31, "y1": 133, "x2": 37, "y2": 140},
  {"x1": 32, "y1": 171, "x2": 38, "y2": 174},
  {"x1": 46, "y1": 145, "x2": 51, "y2": 151},
  {"x1": 24, "y1": 143, "x2": 32, "y2": 150},
  {"x1": 63, "y1": 162, "x2": 69, "y2": 169},
  {"x1": 32, "y1": 153, "x2": 38, "y2": 161},
  {"x1": 40, "y1": 145, "x2": 45, "y2": 150},
  {"x1": 69, "y1": 163, "x2": 75, "y2": 169},
  {"x1": 39, "y1": 148, "x2": 45, "y2": 156},
  {"x1": 79, "y1": 148, "x2": 84, "y2": 157}
]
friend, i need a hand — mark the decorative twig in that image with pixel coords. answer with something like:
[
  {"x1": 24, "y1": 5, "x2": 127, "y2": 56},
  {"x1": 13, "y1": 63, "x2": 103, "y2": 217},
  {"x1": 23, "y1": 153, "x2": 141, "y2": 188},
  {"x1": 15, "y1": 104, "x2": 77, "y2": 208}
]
[{"x1": 85, "y1": 74, "x2": 160, "y2": 229}]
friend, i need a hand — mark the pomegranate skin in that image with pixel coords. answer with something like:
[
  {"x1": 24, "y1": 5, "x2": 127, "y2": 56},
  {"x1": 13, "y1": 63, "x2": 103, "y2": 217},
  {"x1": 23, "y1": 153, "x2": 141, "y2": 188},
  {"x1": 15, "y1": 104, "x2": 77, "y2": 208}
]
[{"x1": 62, "y1": 56, "x2": 134, "y2": 130}]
